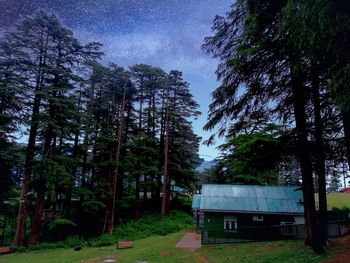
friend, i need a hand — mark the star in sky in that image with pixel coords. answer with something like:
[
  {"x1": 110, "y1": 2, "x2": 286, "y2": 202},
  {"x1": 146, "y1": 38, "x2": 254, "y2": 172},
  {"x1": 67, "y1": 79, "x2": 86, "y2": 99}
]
[{"x1": 0, "y1": 0, "x2": 233, "y2": 160}]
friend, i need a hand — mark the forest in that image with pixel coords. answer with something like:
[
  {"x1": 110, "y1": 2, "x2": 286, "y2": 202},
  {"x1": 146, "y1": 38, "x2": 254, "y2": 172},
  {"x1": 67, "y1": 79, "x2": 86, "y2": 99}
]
[
  {"x1": 201, "y1": 0, "x2": 350, "y2": 254},
  {"x1": 1, "y1": 0, "x2": 350, "y2": 258},
  {"x1": 0, "y1": 11, "x2": 201, "y2": 248}
]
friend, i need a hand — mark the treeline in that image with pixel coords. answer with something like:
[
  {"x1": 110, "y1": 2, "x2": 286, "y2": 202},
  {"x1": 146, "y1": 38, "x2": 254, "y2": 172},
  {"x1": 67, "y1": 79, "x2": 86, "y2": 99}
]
[
  {"x1": 0, "y1": 12, "x2": 201, "y2": 247},
  {"x1": 203, "y1": 0, "x2": 350, "y2": 254}
]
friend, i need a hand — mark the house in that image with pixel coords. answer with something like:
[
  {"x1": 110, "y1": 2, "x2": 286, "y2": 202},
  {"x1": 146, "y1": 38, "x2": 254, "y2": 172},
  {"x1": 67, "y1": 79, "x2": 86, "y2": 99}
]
[{"x1": 192, "y1": 184, "x2": 306, "y2": 244}]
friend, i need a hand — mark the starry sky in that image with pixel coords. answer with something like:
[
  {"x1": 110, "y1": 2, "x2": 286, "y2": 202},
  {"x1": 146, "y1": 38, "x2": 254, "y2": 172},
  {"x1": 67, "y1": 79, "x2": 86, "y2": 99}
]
[{"x1": 0, "y1": 0, "x2": 233, "y2": 160}]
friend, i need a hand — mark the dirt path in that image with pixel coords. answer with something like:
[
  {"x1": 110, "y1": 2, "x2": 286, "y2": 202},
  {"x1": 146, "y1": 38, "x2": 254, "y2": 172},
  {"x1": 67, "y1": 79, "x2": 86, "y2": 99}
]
[
  {"x1": 175, "y1": 232, "x2": 213, "y2": 263},
  {"x1": 322, "y1": 235, "x2": 350, "y2": 263},
  {"x1": 175, "y1": 232, "x2": 202, "y2": 249}
]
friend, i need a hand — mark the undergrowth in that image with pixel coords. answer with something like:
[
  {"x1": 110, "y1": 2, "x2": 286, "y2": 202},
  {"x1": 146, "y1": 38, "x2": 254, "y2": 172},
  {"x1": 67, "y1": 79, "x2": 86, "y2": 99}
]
[{"x1": 20, "y1": 209, "x2": 192, "y2": 251}]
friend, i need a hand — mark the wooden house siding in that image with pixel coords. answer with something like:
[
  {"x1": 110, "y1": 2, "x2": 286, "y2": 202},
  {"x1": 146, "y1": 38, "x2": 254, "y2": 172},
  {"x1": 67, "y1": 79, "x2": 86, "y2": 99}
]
[
  {"x1": 204, "y1": 212, "x2": 297, "y2": 229},
  {"x1": 203, "y1": 212, "x2": 299, "y2": 240}
]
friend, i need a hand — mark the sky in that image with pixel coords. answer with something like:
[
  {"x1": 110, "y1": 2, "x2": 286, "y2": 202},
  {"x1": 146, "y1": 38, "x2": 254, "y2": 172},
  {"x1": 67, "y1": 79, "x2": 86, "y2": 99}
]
[{"x1": 0, "y1": 0, "x2": 233, "y2": 160}]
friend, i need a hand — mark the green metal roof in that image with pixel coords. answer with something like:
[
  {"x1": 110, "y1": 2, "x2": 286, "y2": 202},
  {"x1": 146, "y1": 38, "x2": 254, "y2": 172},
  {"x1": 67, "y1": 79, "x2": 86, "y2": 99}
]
[
  {"x1": 200, "y1": 184, "x2": 304, "y2": 214},
  {"x1": 192, "y1": 195, "x2": 201, "y2": 210}
]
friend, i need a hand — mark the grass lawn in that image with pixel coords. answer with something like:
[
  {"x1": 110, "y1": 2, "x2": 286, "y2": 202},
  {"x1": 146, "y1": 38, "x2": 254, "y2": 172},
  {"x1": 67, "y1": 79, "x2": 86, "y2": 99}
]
[
  {"x1": 314, "y1": 192, "x2": 350, "y2": 210},
  {"x1": 0, "y1": 231, "x2": 343, "y2": 263},
  {"x1": 199, "y1": 240, "x2": 342, "y2": 263},
  {"x1": 0, "y1": 244, "x2": 115, "y2": 263},
  {"x1": 326, "y1": 193, "x2": 350, "y2": 210},
  {"x1": 0, "y1": 232, "x2": 196, "y2": 263}
]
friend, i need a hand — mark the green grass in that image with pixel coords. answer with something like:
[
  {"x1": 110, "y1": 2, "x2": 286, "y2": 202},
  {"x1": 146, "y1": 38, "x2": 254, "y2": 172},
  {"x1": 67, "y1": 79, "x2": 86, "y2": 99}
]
[
  {"x1": 200, "y1": 240, "x2": 342, "y2": 263},
  {"x1": 108, "y1": 232, "x2": 195, "y2": 263},
  {"x1": 326, "y1": 192, "x2": 350, "y2": 210},
  {"x1": 12, "y1": 209, "x2": 193, "y2": 251},
  {"x1": 1, "y1": 232, "x2": 343, "y2": 263},
  {"x1": 0, "y1": 232, "x2": 195, "y2": 263},
  {"x1": 0, "y1": 244, "x2": 115, "y2": 263},
  {"x1": 314, "y1": 192, "x2": 350, "y2": 211},
  {"x1": 91, "y1": 210, "x2": 193, "y2": 247}
]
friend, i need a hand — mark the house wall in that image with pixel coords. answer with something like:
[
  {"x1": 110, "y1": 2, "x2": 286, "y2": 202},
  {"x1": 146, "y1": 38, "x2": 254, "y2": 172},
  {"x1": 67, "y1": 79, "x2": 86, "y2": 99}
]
[
  {"x1": 203, "y1": 212, "x2": 301, "y2": 241},
  {"x1": 204, "y1": 212, "x2": 296, "y2": 228}
]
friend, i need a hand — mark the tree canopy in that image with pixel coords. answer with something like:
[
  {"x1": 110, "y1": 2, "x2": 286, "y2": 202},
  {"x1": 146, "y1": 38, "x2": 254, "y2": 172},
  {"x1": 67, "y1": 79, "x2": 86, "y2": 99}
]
[
  {"x1": 203, "y1": 0, "x2": 350, "y2": 253},
  {"x1": 0, "y1": 11, "x2": 201, "y2": 247}
]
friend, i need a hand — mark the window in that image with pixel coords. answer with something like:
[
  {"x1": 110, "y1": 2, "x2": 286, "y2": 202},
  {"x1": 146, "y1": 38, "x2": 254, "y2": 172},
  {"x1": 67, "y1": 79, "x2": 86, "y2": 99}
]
[
  {"x1": 252, "y1": 215, "x2": 264, "y2": 221},
  {"x1": 224, "y1": 217, "x2": 237, "y2": 231},
  {"x1": 280, "y1": 222, "x2": 294, "y2": 235}
]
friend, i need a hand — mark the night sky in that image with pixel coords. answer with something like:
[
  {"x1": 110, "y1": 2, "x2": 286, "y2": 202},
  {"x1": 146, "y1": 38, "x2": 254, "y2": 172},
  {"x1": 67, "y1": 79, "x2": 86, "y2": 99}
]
[{"x1": 0, "y1": 0, "x2": 233, "y2": 160}]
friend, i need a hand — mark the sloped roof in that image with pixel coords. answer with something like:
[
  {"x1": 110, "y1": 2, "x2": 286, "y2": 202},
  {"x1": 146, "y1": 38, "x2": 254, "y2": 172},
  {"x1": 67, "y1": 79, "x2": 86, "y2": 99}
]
[
  {"x1": 192, "y1": 195, "x2": 201, "y2": 210},
  {"x1": 200, "y1": 184, "x2": 304, "y2": 214}
]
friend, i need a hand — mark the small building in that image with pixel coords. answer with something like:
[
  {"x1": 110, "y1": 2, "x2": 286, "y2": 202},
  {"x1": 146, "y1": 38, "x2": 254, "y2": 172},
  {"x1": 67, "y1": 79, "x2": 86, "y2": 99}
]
[{"x1": 193, "y1": 184, "x2": 306, "y2": 244}]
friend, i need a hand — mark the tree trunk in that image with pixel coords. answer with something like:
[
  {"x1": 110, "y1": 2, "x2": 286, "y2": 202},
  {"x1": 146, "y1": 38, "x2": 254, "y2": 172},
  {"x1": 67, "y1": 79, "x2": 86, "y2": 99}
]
[
  {"x1": 135, "y1": 173, "x2": 140, "y2": 217},
  {"x1": 290, "y1": 59, "x2": 323, "y2": 253},
  {"x1": 66, "y1": 129, "x2": 80, "y2": 217},
  {"x1": 161, "y1": 126, "x2": 169, "y2": 217},
  {"x1": 28, "y1": 126, "x2": 52, "y2": 246},
  {"x1": 103, "y1": 165, "x2": 113, "y2": 233},
  {"x1": 135, "y1": 77, "x2": 144, "y2": 217},
  {"x1": 13, "y1": 94, "x2": 40, "y2": 247},
  {"x1": 123, "y1": 101, "x2": 132, "y2": 197},
  {"x1": 311, "y1": 67, "x2": 328, "y2": 245},
  {"x1": 342, "y1": 109, "x2": 350, "y2": 170},
  {"x1": 105, "y1": 86, "x2": 126, "y2": 233},
  {"x1": 143, "y1": 175, "x2": 147, "y2": 200},
  {"x1": 157, "y1": 84, "x2": 167, "y2": 203},
  {"x1": 27, "y1": 186, "x2": 45, "y2": 246},
  {"x1": 1, "y1": 214, "x2": 7, "y2": 246},
  {"x1": 28, "y1": 75, "x2": 58, "y2": 246},
  {"x1": 77, "y1": 75, "x2": 96, "y2": 232},
  {"x1": 82, "y1": 76, "x2": 96, "y2": 187},
  {"x1": 165, "y1": 176, "x2": 171, "y2": 215},
  {"x1": 162, "y1": 83, "x2": 170, "y2": 217},
  {"x1": 150, "y1": 84, "x2": 157, "y2": 201},
  {"x1": 13, "y1": 29, "x2": 49, "y2": 247}
]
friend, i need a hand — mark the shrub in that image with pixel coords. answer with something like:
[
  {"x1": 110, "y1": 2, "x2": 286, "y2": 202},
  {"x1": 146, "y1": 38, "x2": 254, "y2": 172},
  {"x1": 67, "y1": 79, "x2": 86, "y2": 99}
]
[
  {"x1": 16, "y1": 209, "x2": 192, "y2": 251},
  {"x1": 92, "y1": 234, "x2": 115, "y2": 247},
  {"x1": 47, "y1": 219, "x2": 76, "y2": 241},
  {"x1": 331, "y1": 207, "x2": 350, "y2": 212},
  {"x1": 92, "y1": 210, "x2": 192, "y2": 246},
  {"x1": 28, "y1": 236, "x2": 83, "y2": 251}
]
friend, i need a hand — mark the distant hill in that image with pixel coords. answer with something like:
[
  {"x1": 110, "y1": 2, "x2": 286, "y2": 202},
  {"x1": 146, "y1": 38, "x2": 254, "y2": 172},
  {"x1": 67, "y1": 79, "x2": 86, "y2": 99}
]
[{"x1": 196, "y1": 159, "x2": 218, "y2": 173}]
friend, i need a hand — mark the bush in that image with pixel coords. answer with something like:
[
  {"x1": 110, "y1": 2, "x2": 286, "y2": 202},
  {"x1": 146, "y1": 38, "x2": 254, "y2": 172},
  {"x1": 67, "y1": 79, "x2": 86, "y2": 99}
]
[
  {"x1": 16, "y1": 209, "x2": 192, "y2": 251},
  {"x1": 28, "y1": 235, "x2": 83, "y2": 251},
  {"x1": 10, "y1": 246, "x2": 26, "y2": 253},
  {"x1": 331, "y1": 207, "x2": 350, "y2": 212},
  {"x1": 92, "y1": 210, "x2": 192, "y2": 246},
  {"x1": 47, "y1": 218, "x2": 76, "y2": 241},
  {"x1": 92, "y1": 234, "x2": 115, "y2": 247}
]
